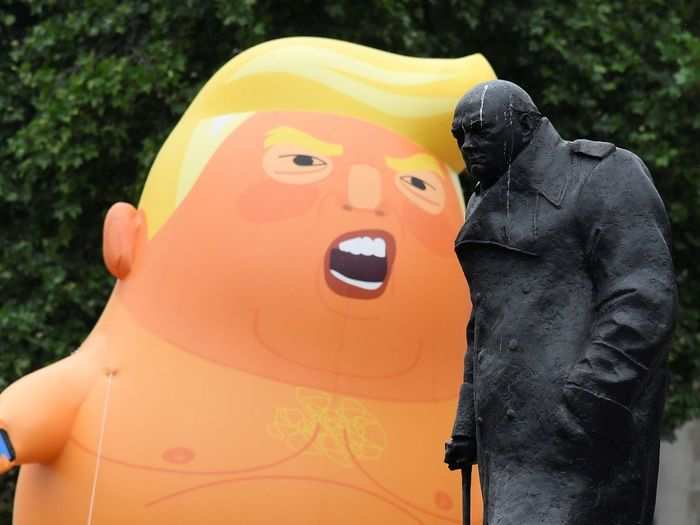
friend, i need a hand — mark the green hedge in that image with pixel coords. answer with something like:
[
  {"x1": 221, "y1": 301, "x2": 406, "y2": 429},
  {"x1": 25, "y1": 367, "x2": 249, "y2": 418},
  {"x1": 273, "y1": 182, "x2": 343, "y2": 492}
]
[{"x1": 1, "y1": 0, "x2": 698, "y2": 520}]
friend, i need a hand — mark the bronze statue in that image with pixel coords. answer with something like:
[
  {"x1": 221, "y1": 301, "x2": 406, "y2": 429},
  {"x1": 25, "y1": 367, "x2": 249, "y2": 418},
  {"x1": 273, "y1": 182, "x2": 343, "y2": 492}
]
[{"x1": 444, "y1": 80, "x2": 677, "y2": 525}]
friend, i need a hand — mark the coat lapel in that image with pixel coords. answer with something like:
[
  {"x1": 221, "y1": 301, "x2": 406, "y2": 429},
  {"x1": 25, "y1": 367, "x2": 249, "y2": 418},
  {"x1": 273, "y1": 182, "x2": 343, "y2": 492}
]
[{"x1": 455, "y1": 118, "x2": 570, "y2": 257}]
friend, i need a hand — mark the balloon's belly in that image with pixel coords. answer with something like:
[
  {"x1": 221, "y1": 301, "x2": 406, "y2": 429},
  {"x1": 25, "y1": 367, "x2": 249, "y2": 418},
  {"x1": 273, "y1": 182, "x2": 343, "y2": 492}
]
[{"x1": 12, "y1": 441, "x2": 469, "y2": 525}]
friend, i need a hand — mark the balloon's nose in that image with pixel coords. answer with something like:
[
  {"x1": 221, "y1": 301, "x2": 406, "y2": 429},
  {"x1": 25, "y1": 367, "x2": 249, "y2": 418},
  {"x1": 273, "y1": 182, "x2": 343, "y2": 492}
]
[{"x1": 347, "y1": 164, "x2": 382, "y2": 210}]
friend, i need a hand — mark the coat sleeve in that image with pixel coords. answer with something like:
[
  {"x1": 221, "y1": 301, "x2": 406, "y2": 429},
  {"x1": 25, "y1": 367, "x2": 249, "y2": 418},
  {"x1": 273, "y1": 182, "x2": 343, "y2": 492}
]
[
  {"x1": 451, "y1": 312, "x2": 476, "y2": 438},
  {"x1": 565, "y1": 150, "x2": 677, "y2": 413}
]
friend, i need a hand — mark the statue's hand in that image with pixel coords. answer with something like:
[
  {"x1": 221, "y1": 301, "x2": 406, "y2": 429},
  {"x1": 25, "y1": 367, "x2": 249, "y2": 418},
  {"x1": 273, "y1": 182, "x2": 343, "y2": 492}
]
[
  {"x1": 553, "y1": 402, "x2": 590, "y2": 450},
  {"x1": 444, "y1": 436, "x2": 476, "y2": 471}
]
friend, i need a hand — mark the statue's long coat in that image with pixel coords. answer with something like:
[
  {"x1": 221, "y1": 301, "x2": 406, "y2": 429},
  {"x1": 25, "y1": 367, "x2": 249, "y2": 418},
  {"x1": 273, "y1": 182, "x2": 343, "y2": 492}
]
[{"x1": 452, "y1": 118, "x2": 677, "y2": 525}]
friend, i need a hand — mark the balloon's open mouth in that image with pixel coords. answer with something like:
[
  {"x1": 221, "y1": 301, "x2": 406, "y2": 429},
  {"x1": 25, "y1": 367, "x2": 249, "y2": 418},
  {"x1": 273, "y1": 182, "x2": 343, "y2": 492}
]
[{"x1": 324, "y1": 230, "x2": 396, "y2": 299}]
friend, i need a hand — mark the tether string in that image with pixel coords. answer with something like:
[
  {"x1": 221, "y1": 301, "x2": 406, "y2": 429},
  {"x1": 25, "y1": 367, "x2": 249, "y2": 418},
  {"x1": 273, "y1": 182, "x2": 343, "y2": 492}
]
[{"x1": 86, "y1": 372, "x2": 114, "y2": 525}]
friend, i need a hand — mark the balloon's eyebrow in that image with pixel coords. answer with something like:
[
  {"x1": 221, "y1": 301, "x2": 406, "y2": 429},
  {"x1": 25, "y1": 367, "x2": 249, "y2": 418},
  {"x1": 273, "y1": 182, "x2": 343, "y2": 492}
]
[
  {"x1": 265, "y1": 126, "x2": 343, "y2": 156},
  {"x1": 385, "y1": 153, "x2": 445, "y2": 178}
]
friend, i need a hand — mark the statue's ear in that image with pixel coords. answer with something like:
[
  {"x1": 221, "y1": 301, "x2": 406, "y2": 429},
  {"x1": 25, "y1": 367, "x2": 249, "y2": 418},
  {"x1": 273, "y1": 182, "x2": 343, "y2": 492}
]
[
  {"x1": 102, "y1": 203, "x2": 145, "y2": 279},
  {"x1": 519, "y1": 112, "x2": 539, "y2": 141}
]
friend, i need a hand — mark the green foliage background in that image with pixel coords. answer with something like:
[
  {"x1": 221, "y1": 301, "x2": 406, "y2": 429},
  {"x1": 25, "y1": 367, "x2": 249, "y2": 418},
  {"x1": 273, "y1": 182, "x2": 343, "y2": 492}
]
[{"x1": 0, "y1": 0, "x2": 698, "y2": 519}]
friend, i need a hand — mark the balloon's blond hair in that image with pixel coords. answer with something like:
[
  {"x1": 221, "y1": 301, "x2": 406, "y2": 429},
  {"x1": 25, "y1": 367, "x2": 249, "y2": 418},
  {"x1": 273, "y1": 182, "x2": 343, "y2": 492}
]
[{"x1": 138, "y1": 37, "x2": 496, "y2": 237}]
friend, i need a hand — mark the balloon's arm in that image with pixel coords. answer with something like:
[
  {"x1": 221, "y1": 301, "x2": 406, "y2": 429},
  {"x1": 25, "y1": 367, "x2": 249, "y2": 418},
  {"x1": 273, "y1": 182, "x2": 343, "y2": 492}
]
[{"x1": 0, "y1": 349, "x2": 98, "y2": 474}]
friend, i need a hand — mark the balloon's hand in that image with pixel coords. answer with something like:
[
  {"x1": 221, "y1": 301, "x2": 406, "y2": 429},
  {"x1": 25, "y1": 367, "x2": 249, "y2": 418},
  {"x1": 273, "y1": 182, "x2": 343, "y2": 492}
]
[
  {"x1": 444, "y1": 436, "x2": 476, "y2": 471},
  {"x1": 0, "y1": 430, "x2": 16, "y2": 474},
  {"x1": 0, "y1": 456, "x2": 14, "y2": 475}
]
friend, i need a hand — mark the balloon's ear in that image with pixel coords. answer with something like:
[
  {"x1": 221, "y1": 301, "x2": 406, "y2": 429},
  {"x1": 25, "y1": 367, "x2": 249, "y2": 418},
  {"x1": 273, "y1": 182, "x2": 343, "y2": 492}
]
[{"x1": 102, "y1": 203, "x2": 145, "y2": 279}]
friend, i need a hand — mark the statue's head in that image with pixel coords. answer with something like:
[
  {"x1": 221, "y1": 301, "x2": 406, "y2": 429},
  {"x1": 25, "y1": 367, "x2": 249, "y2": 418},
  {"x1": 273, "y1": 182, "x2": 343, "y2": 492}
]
[{"x1": 451, "y1": 80, "x2": 542, "y2": 188}]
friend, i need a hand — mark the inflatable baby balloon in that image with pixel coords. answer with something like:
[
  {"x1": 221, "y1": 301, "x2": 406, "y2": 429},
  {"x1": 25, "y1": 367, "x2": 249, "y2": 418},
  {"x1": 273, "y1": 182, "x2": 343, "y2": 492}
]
[{"x1": 0, "y1": 37, "x2": 495, "y2": 524}]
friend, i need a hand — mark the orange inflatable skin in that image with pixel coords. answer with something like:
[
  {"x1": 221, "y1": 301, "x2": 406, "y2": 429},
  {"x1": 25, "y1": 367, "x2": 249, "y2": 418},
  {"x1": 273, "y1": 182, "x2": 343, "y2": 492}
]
[{"x1": 0, "y1": 38, "x2": 494, "y2": 524}]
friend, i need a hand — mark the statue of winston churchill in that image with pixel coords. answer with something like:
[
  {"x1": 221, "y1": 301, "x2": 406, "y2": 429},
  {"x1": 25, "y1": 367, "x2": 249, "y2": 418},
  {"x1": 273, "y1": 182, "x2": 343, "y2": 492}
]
[{"x1": 444, "y1": 80, "x2": 678, "y2": 525}]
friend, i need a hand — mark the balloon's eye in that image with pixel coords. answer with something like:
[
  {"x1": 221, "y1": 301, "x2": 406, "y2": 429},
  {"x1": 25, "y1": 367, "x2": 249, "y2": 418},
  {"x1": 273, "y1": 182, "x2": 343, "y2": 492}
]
[
  {"x1": 280, "y1": 154, "x2": 326, "y2": 167},
  {"x1": 395, "y1": 171, "x2": 446, "y2": 214},
  {"x1": 400, "y1": 175, "x2": 435, "y2": 191},
  {"x1": 263, "y1": 147, "x2": 333, "y2": 185}
]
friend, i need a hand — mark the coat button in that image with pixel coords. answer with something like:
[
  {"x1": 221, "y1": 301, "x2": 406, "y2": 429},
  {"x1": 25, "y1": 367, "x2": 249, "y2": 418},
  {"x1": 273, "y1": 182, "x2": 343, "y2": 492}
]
[
  {"x1": 473, "y1": 292, "x2": 482, "y2": 304},
  {"x1": 477, "y1": 416, "x2": 484, "y2": 425},
  {"x1": 521, "y1": 283, "x2": 531, "y2": 294},
  {"x1": 507, "y1": 338, "x2": 518, "y2": 351},
  {"x1": 506, "y1": 409, "x2": 516, "y2": 420}
]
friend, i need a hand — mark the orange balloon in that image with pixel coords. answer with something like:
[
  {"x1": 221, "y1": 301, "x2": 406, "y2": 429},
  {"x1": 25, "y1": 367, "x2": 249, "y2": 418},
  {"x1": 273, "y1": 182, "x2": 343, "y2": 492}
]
[{"x1": 0, "y1": 38, "x2": 495, "y2": 524}]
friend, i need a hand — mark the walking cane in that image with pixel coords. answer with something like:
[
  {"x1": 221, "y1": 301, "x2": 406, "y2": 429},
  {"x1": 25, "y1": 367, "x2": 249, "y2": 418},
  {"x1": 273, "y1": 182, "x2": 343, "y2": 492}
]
[{"x1": 461, "y1": 467, "x2": 471, "y2": 524}]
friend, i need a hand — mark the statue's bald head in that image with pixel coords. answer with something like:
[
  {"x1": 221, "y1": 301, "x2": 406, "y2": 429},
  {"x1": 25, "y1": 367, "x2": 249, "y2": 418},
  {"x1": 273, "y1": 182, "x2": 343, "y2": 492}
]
[
  {"x1": 454, "y1": 80, "x2": 539, "y2": 120},
  {"x1": 451, "y1": 80, "x2": 542, "y2": 188}
]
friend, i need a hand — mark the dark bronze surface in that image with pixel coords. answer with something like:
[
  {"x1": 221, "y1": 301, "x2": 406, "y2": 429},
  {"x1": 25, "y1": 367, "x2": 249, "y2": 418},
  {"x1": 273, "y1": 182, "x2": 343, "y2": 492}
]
[{"x1": 445, "y1": 80, "x2": 677, "y2": 525}]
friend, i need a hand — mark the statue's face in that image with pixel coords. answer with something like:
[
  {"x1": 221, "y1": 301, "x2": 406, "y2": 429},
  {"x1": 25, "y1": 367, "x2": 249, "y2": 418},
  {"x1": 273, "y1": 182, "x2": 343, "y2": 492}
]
[{"x1": 451, "y1": 84, "x2": 527, "y2": 188}]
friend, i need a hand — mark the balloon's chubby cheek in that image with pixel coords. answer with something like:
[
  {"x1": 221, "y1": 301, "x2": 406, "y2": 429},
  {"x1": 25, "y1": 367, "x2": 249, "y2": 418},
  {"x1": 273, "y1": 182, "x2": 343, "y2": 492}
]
[
  {"x1": 236, "y1": 180, "x2": 320, "y2": 223},
  {"x1": 400, "y1": 202, "x2": 457, "y2": 256}
]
